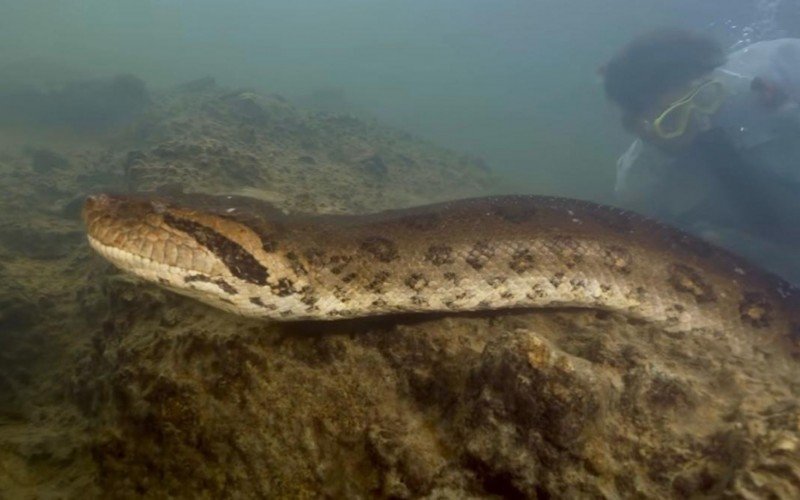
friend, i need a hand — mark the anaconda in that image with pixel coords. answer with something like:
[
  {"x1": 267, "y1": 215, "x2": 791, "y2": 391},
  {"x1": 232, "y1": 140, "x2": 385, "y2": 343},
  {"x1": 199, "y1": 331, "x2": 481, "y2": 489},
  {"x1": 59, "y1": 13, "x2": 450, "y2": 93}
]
[{"x1": 82, "y1": 192, "x2": 800, "y2": 355}]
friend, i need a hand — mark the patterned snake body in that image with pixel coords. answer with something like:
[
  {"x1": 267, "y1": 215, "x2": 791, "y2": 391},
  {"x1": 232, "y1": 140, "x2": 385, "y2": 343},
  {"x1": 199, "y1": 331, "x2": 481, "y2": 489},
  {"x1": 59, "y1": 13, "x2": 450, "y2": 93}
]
[{"x1": 83, "y1": 193, "x2": 800, "y2": 354}]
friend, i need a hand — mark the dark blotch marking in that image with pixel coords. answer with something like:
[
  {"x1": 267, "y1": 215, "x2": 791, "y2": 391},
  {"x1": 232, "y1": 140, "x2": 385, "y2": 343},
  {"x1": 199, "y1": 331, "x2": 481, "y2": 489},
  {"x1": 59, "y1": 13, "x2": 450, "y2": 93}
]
[
  {"x1": 214, "y1": 279, "x2": 237, "y2": 295},
  {"x1": 360, "y1": 236, "x2": 398, "y2": 263},
  {"x1": 443, "y1": 271, "x2": 460, "y2": 285},
  {"x1": 157, "y1": 277, "x2": 170, "y2": 286},
  {"x1": 184, "y1": 275, "x2": 212, "y2": 284},
  {"x1": 425, "y1": 244, "x2": 455, "y2": 266},
  {"x1": 328, "y1": 254, "x2": 352, "y2": 275},
  {"x1": 164, "y1": 213, "x2": 268, "y2": 285},
  {"x1": 491, "y1": 202, "x2": 537, "y2": 224},
  {"x1": 570, "y1": 277, "x2": 587, "y2": 290},
  {"x1": 465, "y1": 241, "x2": 495, "y2": 270},
  {"x1": 184, "y1": 274, "x2": 238, "y2": 295},
  {"x1": 398, "y1": 213, "x2": 440, "y2": 231},
  {"x1": 545, "y1": 235, "x2": 584, "y2": 268},
  {"x1": 372, "y1": 298, "x2": 388, "y2": 307},
  {"x1": 272, "y1": 278, "x2": 296, "y2": 297},
  {"x1": 739, "y1": 292, "x2": 773, "y2": 328},
  {"x1": 285, "y1": 251, "x2": 307, "y2": 275},
  {"x1": 526, "y1": 289, "x2": 544, "y2": 300},
  {"x1": 549, "y1": 272, "x2": 565, "y2": 288},
  {"x1": 249, "y1": 296, "x2": 277, "y2": 310},
  {"x1": 366, "y1": 271, "x2": 390, "y2": 293},
  {"x1": 603, "y1": 245, "x2": 632, "y2": 274},
  {"x1": 341, "y1": 272, "x2": 358, "y2": 284},
  {"x1": 411, "y1": 296, "x2": 429, "y2": 306},
  {"x1": 300, "y1": 285, "x2": 318, "y2": 307},
  {"x1": 260, "y1": 234, "x2": 279, "y2": 253},
  {"x1": 333, "y1": 285, "x2": 350, "y2": 302},
  {"x1": 486, "y1": 276, "x2": 506, "y2": 288},
  {"x1": 668, "y1": 264, "x2": 715, "y2": 303},
  {"x1": 509, "y1": 248, "x2": 535, "y2": 274},
  {"x1": 304, "y1": 248, "x2": 326, "y2": 268},
  {"x1": 404, "y1": 273, "x2": 429, "y2": 292},
  {"x1": 626, "y1": 286, "x2": 647, "y2": 302},
  {"x1": 665, "y1": 303, "x2": 686, "y2": 324}
]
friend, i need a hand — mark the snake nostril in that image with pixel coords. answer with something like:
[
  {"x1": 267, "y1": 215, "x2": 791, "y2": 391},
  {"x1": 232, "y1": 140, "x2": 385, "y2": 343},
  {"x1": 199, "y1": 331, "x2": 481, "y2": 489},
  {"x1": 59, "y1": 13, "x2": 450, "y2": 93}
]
[{"x1": 82, "y1": 194, "x2": 113, "y2": 223}]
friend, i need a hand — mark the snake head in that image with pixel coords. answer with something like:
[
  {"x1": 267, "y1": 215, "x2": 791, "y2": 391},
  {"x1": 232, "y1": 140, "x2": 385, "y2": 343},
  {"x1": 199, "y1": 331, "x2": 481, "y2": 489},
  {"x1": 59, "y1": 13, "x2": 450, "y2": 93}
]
[
  {"x1": 83, "y1": 193, "x2": 289, "y2": 316},
  {"x1": 83, "y1": 193, "x2": 236, "y2": 280},
  {"x1": 83, "y1": 193, "x2": 178, "y2": 260},
  {"x1": 83, "y1": 193, "x2": 163, "y2": 249}
]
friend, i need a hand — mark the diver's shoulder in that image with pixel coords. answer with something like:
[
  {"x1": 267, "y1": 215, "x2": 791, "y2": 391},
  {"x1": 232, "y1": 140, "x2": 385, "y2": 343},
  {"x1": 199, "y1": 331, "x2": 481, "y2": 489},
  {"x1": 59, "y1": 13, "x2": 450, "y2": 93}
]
[{"x1": 728, "y1": 38, "x2": 800, "y2": 62}]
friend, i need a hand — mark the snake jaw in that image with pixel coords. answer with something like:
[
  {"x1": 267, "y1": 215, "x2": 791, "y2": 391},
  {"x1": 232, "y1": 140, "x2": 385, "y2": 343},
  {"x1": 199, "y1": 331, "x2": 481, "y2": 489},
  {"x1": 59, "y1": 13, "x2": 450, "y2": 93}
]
[
  {"x1": 82, "y1": 193, "x2": 288, "y2": 316},
  {"x1": 83, "y1": 193, "x2": 207, "y2": 272}
]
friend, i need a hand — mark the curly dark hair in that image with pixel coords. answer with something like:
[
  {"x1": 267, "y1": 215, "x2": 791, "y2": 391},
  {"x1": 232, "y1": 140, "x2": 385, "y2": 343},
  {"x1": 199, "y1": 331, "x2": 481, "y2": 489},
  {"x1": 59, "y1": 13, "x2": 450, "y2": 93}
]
[{"x1": 603, "y1": 28, "x2": 726, "y2": 117}]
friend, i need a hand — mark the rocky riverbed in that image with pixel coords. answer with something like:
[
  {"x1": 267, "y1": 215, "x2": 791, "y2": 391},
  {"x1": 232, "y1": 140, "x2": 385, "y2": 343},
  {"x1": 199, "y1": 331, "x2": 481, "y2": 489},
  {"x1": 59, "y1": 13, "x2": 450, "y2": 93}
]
[{"x1": 0, "y1": 76, "x2": 798, "y2": 498}]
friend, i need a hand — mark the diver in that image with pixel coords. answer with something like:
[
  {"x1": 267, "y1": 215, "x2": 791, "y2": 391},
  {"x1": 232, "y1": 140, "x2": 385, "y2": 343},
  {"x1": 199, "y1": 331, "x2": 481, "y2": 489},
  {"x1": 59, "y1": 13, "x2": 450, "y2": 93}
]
[{"x1": 601, "y1": 28, "x2": 800, "y2": 283}]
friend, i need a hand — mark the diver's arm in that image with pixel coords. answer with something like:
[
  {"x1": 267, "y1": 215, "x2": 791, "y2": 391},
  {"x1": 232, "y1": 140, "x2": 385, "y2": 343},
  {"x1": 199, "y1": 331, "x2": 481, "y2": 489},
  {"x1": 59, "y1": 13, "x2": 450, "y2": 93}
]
[
  {"x1": 691, "y1": 127, "x2": 800, "y2": 245},
  {"x1": 767, "y1": 39, "x2": 800, "y2": 103},
  {"x1": 613, "y1": 139, "x2": 671, "y2": 218}
]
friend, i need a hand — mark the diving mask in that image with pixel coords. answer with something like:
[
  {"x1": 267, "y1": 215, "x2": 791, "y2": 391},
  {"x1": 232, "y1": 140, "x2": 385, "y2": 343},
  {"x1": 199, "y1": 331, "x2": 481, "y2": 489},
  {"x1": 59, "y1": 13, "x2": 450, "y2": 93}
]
[{"x1": 651, "y1": 79, "x2": 726, "y2": 140}]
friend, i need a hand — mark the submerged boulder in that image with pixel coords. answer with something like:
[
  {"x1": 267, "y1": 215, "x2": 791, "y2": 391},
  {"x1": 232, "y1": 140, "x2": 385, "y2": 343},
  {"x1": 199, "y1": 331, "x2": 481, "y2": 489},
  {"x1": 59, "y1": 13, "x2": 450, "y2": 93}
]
[{"x1": 0, "y1": 74, "x2": 149, "y2": 130}]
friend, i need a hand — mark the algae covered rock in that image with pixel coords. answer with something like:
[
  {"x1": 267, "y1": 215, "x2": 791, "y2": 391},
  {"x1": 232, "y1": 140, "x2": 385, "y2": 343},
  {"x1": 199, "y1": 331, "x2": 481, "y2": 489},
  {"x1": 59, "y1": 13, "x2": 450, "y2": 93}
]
[{"x1": 1, "y1": 75, "x2": 799, "y2": 498}]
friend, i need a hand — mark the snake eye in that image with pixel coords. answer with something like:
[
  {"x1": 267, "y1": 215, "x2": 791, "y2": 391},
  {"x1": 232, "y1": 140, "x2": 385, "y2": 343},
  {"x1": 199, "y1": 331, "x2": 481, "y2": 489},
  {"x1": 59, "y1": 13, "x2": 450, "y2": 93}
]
[{"x1": 85, "y1": 193, "x2": 110, "y2": 210}]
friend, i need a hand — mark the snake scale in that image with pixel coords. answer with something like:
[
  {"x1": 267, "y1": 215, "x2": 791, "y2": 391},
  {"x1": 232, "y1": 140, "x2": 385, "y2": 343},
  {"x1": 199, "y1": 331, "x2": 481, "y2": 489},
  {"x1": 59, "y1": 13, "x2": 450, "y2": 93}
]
[{"x1": 83, "y1": 192, "x2": 800, "y2": 356}]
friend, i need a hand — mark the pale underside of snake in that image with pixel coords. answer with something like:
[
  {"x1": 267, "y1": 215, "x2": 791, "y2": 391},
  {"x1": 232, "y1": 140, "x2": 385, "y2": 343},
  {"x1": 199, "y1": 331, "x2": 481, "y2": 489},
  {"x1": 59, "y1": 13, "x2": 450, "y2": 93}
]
[{"x1": 82, "y1": 192, "x2": 800, "y2": 358}]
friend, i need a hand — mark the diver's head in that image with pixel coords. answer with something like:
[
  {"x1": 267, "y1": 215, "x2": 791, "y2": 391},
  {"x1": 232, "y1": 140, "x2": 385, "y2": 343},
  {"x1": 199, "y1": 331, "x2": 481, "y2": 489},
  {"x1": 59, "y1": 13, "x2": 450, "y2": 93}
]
[{"x1": 602, "y1": 28, "x2": 727, "y2": 153}]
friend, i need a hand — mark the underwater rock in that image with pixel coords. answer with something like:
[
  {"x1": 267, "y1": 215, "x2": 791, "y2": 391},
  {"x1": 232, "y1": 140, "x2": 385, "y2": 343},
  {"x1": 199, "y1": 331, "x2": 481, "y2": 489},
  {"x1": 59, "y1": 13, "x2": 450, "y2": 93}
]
[
  {"x1": 73, "y1": 286, "x2": 800, "y2": 498},
  {"x1": 105, "y1": 81, "x2": 489, "y2": 208},
  {"x1": 25, "y1": 147, "x2": 70, "y2": 172},
  {"x1": 175, "y1": 76, "x2": 217, "y2": 93},
  {"x1": 296, "y1": 154, "x2": 317, "y2": 165},
  {"x1": 0, "y1": 74, "x2": 149, "y2": 130},
  {"x1": 0, "y1": 265, "x2": 42, "y2": 409},
  {"x1": 225, "y1": 92, "x2": 271, "y2": 126},
  {"x1": 0, "y1": 269, "x2": 37, "y2": 335},
  {"x1": 357, "y1": 152, "x2": 388, "y2": 178},
  {"x1": 15, "y1": 79, "x2": 793, "y2": 498},
  {"x1": 294, "y1": 87, "x2": 354, "y2": 114},
  {"x1": 0, "y1": 226, "x2": 84, "y2": 260}
]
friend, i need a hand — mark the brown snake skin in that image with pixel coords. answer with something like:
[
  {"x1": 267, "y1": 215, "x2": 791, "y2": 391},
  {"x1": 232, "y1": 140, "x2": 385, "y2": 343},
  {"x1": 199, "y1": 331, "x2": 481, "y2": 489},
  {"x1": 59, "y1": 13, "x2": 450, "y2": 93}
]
[{"x1": 82, "y1": 192, "x2": 800, "y2": 357}]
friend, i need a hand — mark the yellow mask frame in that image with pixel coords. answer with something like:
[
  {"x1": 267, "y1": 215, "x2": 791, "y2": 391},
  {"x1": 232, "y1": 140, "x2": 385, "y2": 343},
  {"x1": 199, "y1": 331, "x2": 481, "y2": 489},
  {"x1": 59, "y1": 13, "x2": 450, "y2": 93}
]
[{"x1": 652, "y1": 79, "x2": 726, "y2": 140}]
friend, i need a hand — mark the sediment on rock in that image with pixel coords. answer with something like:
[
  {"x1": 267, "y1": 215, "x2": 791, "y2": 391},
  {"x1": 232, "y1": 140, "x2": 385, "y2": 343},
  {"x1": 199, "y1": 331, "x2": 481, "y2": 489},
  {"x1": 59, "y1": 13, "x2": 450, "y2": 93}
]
[{"x1": 1, "y1": 76, "x2": 799, "y2": 498}]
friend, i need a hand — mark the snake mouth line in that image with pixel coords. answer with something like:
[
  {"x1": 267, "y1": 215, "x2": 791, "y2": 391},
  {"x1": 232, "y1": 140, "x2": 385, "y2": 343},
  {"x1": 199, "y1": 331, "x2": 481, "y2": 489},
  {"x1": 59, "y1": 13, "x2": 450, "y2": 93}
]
[
  {"x1": 88, "y1": 234, "x2": 256, "y2": 312},
  {"x1": 87, "y1": 235, "x2": 204, "y2": 284}
]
